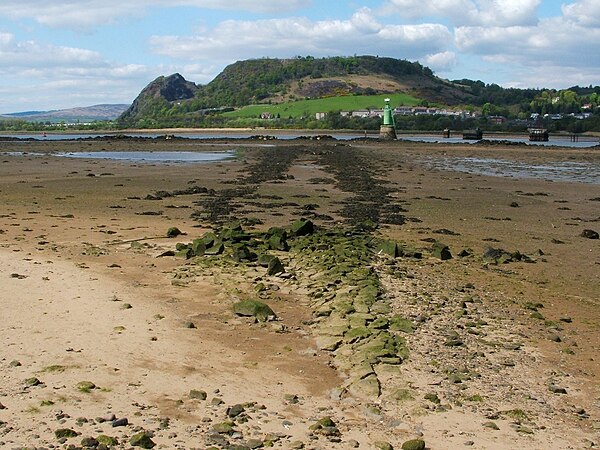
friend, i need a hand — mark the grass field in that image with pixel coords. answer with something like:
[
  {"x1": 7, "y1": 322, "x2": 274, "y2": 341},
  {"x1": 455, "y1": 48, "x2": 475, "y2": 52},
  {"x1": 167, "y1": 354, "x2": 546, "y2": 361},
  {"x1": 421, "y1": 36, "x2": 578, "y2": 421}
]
[{"x1": 222, "y1": 93, "x2": 421, "y2": 119}]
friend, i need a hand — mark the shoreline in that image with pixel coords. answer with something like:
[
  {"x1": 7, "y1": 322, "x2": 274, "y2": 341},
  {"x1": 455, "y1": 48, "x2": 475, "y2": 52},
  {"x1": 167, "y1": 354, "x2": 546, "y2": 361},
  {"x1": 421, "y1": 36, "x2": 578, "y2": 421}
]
[{"x1": 1, "y1": 138, "x2": 598, "y2": 449}]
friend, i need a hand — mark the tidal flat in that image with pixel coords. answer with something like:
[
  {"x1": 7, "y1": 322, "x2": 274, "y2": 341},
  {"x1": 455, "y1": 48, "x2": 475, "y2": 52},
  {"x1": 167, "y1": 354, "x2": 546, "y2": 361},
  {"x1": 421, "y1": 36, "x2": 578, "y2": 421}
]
[{"x1": 0, "y1": 137, "x2": 598, "y2": 449}]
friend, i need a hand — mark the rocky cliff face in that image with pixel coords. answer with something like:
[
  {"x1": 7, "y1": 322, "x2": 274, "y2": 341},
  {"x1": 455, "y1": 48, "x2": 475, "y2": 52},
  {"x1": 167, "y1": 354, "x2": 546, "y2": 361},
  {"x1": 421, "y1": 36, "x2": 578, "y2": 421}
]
[{"x1": 119, "y1": 73, "x2": 198, "y2": 122}]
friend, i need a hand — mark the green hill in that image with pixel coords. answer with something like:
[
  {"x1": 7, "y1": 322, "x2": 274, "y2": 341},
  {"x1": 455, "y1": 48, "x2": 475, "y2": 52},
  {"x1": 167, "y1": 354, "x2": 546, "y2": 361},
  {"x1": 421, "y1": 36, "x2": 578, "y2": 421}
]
[
  {"x1": 222, "y1": 93, "x2": 420, "y2": 119},
  {"x1": 118, "y1": 56, "x2": 474, "y2": 126}
]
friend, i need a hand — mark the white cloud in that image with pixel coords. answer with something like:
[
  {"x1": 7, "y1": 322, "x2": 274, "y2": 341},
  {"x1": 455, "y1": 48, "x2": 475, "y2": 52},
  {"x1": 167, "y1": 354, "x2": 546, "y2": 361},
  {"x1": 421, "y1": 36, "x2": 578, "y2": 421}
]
[
  {"x1": 562, "y1": 0, "x2": 600, "y2": 27},
  {"x1": 0, "y1": 0, "x2": 311, "y2": 31},
  {"x1": 424, "y1": 51, "x2": 457, "y2": 71},
  {"x1": 149, "y1": 9, "x2": 452, "y2": 62},
  {"x1": 0, "y1": 33, "x2": 156, "y2": 111},
  {"x1": 455, "y1": 16, "x2": 600, "y2": 69},
  {"x1": 0, "y1": 32, "x2": 104, "y2": 70},
  {"x1": 383, "y1": 0, "x2": 541, "y2": 26}
]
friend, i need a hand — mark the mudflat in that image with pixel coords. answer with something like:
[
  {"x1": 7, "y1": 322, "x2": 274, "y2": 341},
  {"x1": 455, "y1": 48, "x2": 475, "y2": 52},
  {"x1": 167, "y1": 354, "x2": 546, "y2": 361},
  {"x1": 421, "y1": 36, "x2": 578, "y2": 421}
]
[{"x1": 0, "y1": 137, "x2": 599, "y2": 449}]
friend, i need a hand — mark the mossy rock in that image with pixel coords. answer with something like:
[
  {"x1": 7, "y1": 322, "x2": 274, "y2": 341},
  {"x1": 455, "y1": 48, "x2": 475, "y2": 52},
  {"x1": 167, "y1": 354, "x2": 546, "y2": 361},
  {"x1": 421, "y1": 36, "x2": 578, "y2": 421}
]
[
  {"x1": 233, "y1": 300, "x2": 276, "y2": 322},
  {"x1": 25, "y1": 377, "x2": 42, "y2": 387},
  {"x1": 129, "y1": 431, "x2": 155, "y2": 448},
  {"x1": 344, "y1": 326, "x2": 372, "y2": 343},
  {"x1": 204, "y1": 242, "x2": 224, "y2": 255},
  {"x1": 76, "y1": 381, "x2": 96, "y2": 392},
  {"x1": 391, "y1": 388, "x2": 414, "y2": 401},
  {"x1": 268, "y1": 234, "x2": 289, "y2": 251},
  {"x1": 191, "y1": 239, "x2": 206, "y2": 256},
  {"x1": 431, "y1": 241, "x2": 452, "y2": 260},
  {"x1": 231, "y1": 245, "x2": 257, "y2": 263},
  {"x1": 401, "y1": 439, "x2": 425, "y2": 450},
  {"x1": 189, "y1": 389, "x2": 207, "y2": 400},
  {"x1": 213, "y1": 421, "x2": 235, "y2": 434},
  {"x1": 291, "y1": 218, "x2": 314, "y2": 236},
  {"x1": 81, "y1": 437, "x2": 99, "y2": 448},
  {"x1": 267, "y1": 257, "x2": 285, "y2": 275},
  {"x1": 347, "y1": 373, "x2": 381, "y2": 399},
  {"x1": 374, "y1": 441, "x2": 394, "y2": 450},
  {"x1": 97, "y1": 435, "x2": 119, "y2": 446},
  {"x1": 258, "y1": 254, "x2": 276, "y2": 267},
  {"x1": 175, "y1": 248, "x2": 194, "y2": 259},
  {"x1": 166, "y1": 227, "x2": 182, "y2": 238},
  {"x1": 55, "y1": 428, "x2": 79, "y2": 439},
  {"x1": 389, "y1": 316, "x2": 414, "y2": 333},
  {"x1": 378, "y1": 240, "x2": 401, "y2": 257}
]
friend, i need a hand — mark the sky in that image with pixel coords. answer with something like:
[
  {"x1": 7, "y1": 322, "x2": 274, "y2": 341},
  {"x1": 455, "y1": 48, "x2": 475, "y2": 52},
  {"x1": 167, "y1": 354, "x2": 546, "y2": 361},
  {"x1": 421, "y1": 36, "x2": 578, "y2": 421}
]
[{"x1": 0, "y1": 0, "x2": 599, "y2": 113}]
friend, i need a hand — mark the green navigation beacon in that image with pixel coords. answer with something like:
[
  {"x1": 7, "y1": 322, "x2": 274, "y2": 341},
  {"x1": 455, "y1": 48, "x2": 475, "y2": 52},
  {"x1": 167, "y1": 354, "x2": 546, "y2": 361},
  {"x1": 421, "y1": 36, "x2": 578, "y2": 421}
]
[{"x1": 379, "y1": 98, "x2": 397, "y2": 140}]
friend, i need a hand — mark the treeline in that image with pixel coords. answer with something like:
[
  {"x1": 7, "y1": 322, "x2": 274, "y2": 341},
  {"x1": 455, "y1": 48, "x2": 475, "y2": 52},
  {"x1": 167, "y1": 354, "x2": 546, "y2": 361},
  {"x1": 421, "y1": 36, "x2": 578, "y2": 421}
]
[
  {"x1": 0, "y1": 119, "x2": 118, "y2": 132},
  {"x1": 454, "y1": 79, "x2": 600, "y2": 117},
  {"x1": 188, "y1": 56, "x2": 433, "y2": 109}
]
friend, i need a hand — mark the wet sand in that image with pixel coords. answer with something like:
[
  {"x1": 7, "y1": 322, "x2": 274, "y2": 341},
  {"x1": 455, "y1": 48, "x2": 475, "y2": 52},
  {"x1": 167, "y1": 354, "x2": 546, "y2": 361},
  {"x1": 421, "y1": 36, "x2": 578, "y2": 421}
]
[{"x1": 0, "y1": 137, "x2": 599, "y2": 449}]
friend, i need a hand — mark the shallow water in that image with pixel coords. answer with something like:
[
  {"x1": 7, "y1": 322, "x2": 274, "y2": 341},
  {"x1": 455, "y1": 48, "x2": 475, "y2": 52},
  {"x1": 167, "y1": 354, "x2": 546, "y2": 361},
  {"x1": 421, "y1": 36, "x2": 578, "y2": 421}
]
[
  {"x1": 55, "y1": 150, "x2": 235, "y2": 163},
  {"x1": 399, "y1": 135, "x2": 599, "y2": 148},
  {"x1": 0, "y1": 132, "x2": 369, "y2": 141},
  {"x1": 420, "y1": 155, "x2": 600, "y2": 184},
  {"x1": 0, "y1": 150, "x2": 235, "y2": 163}
]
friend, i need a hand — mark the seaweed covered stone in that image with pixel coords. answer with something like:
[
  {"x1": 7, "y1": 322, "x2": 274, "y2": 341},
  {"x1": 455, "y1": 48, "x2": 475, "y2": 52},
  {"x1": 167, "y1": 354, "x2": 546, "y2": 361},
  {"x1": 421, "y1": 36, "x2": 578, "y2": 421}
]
[{"x1": 233, "y1": 300, "x2": 276, "y2": 322}]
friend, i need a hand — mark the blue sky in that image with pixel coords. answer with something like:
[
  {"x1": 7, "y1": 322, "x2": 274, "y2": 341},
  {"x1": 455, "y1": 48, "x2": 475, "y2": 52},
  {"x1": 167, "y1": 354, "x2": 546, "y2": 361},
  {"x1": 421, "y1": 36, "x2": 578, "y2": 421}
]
[{"x1": 0, "y1": 0, "x2": 599, "y2": 113}]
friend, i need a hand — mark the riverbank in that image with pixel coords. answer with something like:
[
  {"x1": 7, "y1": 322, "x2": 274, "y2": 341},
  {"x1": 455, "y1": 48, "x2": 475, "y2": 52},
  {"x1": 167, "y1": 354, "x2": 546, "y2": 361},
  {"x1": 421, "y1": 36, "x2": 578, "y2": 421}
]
[{"x1": 0, "y1": 138, "x2": 598, "y2": 449}]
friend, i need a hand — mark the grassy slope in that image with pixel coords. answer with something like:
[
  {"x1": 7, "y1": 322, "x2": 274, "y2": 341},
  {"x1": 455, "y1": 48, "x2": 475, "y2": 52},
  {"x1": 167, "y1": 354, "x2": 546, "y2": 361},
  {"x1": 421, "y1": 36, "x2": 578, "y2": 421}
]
[{"x1": 222, "y1": 93, "x2": 421, "y2": 118}]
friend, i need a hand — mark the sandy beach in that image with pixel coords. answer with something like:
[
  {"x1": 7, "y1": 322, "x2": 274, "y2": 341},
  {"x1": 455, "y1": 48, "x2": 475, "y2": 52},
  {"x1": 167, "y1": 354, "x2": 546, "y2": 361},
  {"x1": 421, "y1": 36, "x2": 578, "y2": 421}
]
[{"x1": 0, "y1": 136, "x2": 599, "y2": 449}]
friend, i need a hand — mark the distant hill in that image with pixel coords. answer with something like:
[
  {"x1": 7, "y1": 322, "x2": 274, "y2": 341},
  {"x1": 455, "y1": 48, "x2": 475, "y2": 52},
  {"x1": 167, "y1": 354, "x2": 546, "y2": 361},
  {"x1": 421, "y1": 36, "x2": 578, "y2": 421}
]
[
  {"x1": 119, "y1": 56, "x2": 476, "y2": 125},
  {"x1": 2, "y1": 104, "x2": 129, "y2": 123},
  {"x1": 118, "y1": 55, "x2": 599, "y2": 130}
]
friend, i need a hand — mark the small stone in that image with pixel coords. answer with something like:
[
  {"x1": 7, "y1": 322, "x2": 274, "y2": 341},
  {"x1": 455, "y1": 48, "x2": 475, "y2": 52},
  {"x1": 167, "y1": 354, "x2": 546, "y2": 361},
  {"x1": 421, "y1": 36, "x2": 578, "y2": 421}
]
[
  {"x1": 289, "y1": 441, "x2": 305, "y2": 449},
  {"x1": 166, "y1": 227, "x2": 182, "y2": 238},
  {"x1": 483, "y1": 421, "x2": 499, "y2": 430},
  {"x1": 0, "y1": 402, "x2": 5, "y2": 410},
  {"x1": 401, "y1": 439, "x2": 425, "y2": 450},
  {"x1": 184, "y1": 321, "x2": 196, "y2": 329},
  {"x1": 549, "y1": 385, "x2": 567, "y2": 394},
  {"x1": 431, "y1": 241, "x2": 452, "y2": 260},
  {"x1": 77, "y1": 381, "x2": 96, "y2": 392},
  {"x1": 267, "y1": 257, "x2": 285, "y2": 276},
  {"x1": 213, "y1": 421, "x2": 235, "y2": 434},
  {"x1": 25, "y1": 377, "x2": 42, "y2": 387},
  {"x1": 211, "y1": 397, "x2": 224, "y2": 406},
  {"x1": 97, "y1": 435, "x2": 119, "y2": 446},
  {"x1": 581, "y1": 229, "x2": 599, "y2": 239},
  {"x1": 424, "y1": 393, "x2": 441, "y2": 404},
  {"x1": 246, "y1": 438, "x2": 264, "y2": 449},
  {"x1": 54, "y1": 428, "x2": 79, "y2": 439},
  {"x1": 189, "y1": 390, "x2": 207, "y2": 400},
  {"x1": 347, "y1": 439, "x2": 360, "y2": 448},
  {"x1": 374, "y1": 441, "x2": 394, "y2": 450},
  {"x1": 112, "y1": 417, "x2": 128, "y2": 427},
  {"x1": 129, "y1": 431, "x2": 155, "y2": 448},
  {"x1": 9, "y1": 360, "x2": 22, "y2": 367},
  {"x1": 81, "y1": 437, "x2": 99, "y2": 448},
  {"x1": 227, "y1": 404, "x2": 245, "y2": 418}
]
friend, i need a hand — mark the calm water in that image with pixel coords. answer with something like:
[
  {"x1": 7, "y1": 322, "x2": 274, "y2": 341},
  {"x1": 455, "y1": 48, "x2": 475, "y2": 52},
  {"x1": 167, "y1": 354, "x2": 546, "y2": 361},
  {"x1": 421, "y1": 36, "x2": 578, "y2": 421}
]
[
  {"x1": 420, "y1": 156, "x2": 600, "y2": 184},
  {"x1": 0, "y1": 150, "x2": 235, "y2": 164},
  {"x1": 399, "y1": 135, "x2": 600, "y2": 148},
  {"x1": 1, "y1": 132, "x2": 598, "y2": 148},
  {"x1": 0, "y1": 132, "x2": 369, "y2": 141}
]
